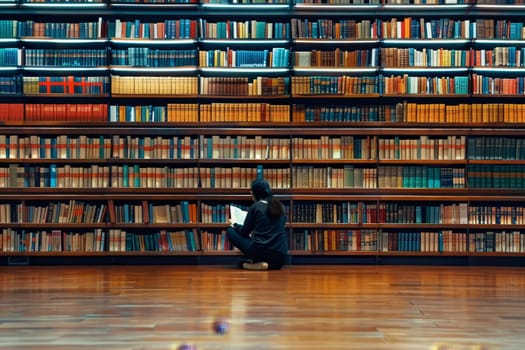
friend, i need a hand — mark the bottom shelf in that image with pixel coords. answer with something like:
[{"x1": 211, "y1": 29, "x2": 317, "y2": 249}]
[{"x1": 1, "y1": 251, "x2": 524, "y2": 266}]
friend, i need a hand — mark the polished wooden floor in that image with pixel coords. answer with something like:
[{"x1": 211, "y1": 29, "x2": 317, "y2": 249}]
[{"x1": 0, "y1": 264, "x2": 524, "y2": 350}]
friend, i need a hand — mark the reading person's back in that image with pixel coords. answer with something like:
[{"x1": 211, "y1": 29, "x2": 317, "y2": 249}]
[{"x1": 226, "y1": 179, "x2": 287, "y2": 270}]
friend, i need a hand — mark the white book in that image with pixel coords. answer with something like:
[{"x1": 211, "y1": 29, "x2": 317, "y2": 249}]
[{"x1": 230, "y1": 205, "x2": 247, "y2": 226}]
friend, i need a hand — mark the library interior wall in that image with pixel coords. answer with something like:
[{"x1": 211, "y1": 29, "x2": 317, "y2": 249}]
[{"x1": 0, "y1": 0, "x2": 525, "y2": 265}]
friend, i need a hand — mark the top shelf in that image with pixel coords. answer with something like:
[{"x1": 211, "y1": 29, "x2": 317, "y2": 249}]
[{"x1": 2, "y1": 2, "x2": 525, "y2": 19}]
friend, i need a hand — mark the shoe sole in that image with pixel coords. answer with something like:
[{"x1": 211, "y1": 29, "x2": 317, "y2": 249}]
[{"x1": 242, "y1": 262, "x2": 269, "y2": 271}]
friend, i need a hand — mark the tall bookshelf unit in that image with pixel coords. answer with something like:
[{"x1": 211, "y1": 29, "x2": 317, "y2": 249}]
[{"x1": 1, "y1": 0, "x2": 525, "y2": 265}]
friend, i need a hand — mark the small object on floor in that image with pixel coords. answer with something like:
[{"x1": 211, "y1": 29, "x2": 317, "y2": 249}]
[
  {"x1": 177, "y1": 344, "x2": 197, "y2": 350},
  {"x1": 213, "y1": 318, "x2": 230, "y2": 335},
  {"x1": 242, "y1": 261, "x2": 269, "y2": 271}
]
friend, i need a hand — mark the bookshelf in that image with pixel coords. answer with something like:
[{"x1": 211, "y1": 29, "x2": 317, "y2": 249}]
[{"x1": 1, "y1": 0, "x2": 525, "y2": 266}]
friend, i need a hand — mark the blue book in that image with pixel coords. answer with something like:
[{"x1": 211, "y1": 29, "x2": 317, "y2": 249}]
[
  {"x1": 154, "y1": 232, "x2": 161, "y2": 251},
  {"x1": 165, "y1": 231, "x2": 174, "y2": 251},
  {"x1": 210, "y1": 167, "x2": 215, "y2": 188},
  {"x1": 186, "y1": 229, "x2": 195, "y2": 251},
  {"x1": 256, "y1": 164, "x2": 264, "y2": 180},
  {"x1": 415, "y1": 206, "x2": 422, "y2": 224},
  {"x1": 134, "y1": 164, "x2": 140, "y2": 188},
  {"x1": 143, "y1": 23, "x2": 150, "y2": 39},
  {"x1": 221, "y1": 231, "x2": 227, "y2": 250},
  {"x1": 138, "y1": 138, "x2": 144, "y2": 159},
  {"x1": 181, "y1": 200, "x2": 190, "y2": 223},
  {"x1": 50, "y1": 138, "x2": 57, "y2": 159},
  {"x1": 341, "y1": 202, "x2": 349, "y2": 223},
  {"x1": 122, "y1": 165, "x2": 129, "y2": 187},
  {"x1": 126, "y1": 234, "x2": 133, "y2": 251},
  {"x1": 123, "y1": 204, "x2": 130, "y2": 223},
  {"x1": 49, "y1": 164, "x2": 57, "y2": 188}
]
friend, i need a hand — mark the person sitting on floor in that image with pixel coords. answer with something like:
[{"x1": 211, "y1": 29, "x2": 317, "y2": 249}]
[{"x1": 226, "y1": 178, "x2": 288, "y2": 271}]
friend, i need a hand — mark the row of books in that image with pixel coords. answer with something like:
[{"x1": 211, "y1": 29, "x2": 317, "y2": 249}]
[
  {"x1": 381, "y1": 47, "x2": 525, "y2": 68},
  {"x1": 381, "y1": 19, "x2": 524, "y2": 40},
  {"x1": 25, "y1": 49, "x2": 107, "y2": 67},
  {"x1": 0, "y1": 228, "x2": 204, "y2": 253},
  {"x1": 6, "y1": 102, "x2": 525, "y2": 124},
  {"x1": 471, "y1": 75, "x2": 525, "y2": 95},
  {"x1": 380, "y1": 203, "x2": 525, "y2": 225},
  {"x1": 470, "y1": 231, "x2": 525, "y2": 253},
  {"x1": 292, "y1": 136, "x2": 376, "y2": 160},
  {"x1": 292, "y1": 165, "x2": 465, "y2": 189},
  {"x1": 290, "y1": 229, "x2": 486, "y2": 252},
  {"x1": 24, "y1": 104, "x2": 107, "y2": 121},
  {"x1": 292, "y1": 202, "x2": 379, "y2": 223},
  {"x1": 2, "y1": 164, "x2": 111, "y2": 188},
  {"x1": 111, "y1": 202, "x2": 255, "y2": 225},
  {"x1": 0, "y1": 135, "x2": 437, "y2": 161},
  {"x1": 294, "y1": 104, "x2": 400, "y2": 122},
  {"x1": 0, "y1": 77, "x2": 21, "y2": 95},
  {"x1": 7, "y1": 164, "x2": 525, "y2": 189},
  {"x1": 381, "y1": 203, "x2": 469, "y2": 224},
  {"x1": 402, "y1": 102, "x2": 525, "y2": 123},
  {"x1": 111, "y1": 76, "x2": 198, "y2": 95},
  {"x1": 4, "y1": 19, "x2": 525, "y2": 41},
  {"x1": 291, "y1": 76, "x2": 380, "y2": 95},
  {"x1": 0, "y1": 227, "x2": 242, "y2": 253},
  {"x1": 468, "y1": 136, "x2": 525, "y2": 160},
  {"x1": 5, "y1": 201, "x2": 108, "y2": 224},
  {"x1": 291, "y1": 19, "x2": 377, "y2": 40},
  {"x1": 290, "y1": 229, "x2": 378, "y2": 251},
  {"x1": 199, "y1": 77, "x2": 289, "y2": 96},
  {"x1": 0, "y1": 48, "x2": 19, "y2": 66},
  {"x1": 111, "y1": 19, "x2": 196, "y2": 40},
  {"x1": 7, "y1": 49, "x2": 525, "y2": 69},
  {"x1": 294, "y1": 49, "x2": 379, "y2": 68},
  {"x1": 468, "y1": 164, "x2": 525, "y2": 188},
  {"x1": 469, "y1": 206, "x2": 525, "y2": 225},
  {"x1": 377, "y1": 166, "x2": 465, "y2": 188},
  {"x1": 112, "y1": 201, "x2": 197, "y2": 224},
  {"x1": 23, "y1": 76, "x2": 109, "y2": 96},
  {"x1": 2, "y1": 228, "x2": 523, "y2": 253},
  {"x1": 199, "y1": 48, "x2": 290, "y2": 68},
  {"x1": 199, "y1": 20, "x2": 290, "y2": 40},
  {"x1": 111, "y1": 49, "x2": 197, "y2": 67},
  {"x1": 109, "y1": 104, "x2": 199, "y2": 123},
  {"x1": 383, "y1": 75, "x2": 470, "y2": 95},
  {"x1": 291, "y1": 18, "x2": 525, "y2": 40},
  {"x1": 384, "y1": 230, "x2": 467, "y2": 252},
  {"x1": 0, "y1": 135, "x2": 200, "y2": 160},
  {"x1": 4, "y1": 201, "x2": 525, "y2": 225},
  {"x1": 198, "y1": 167, "x2": 290, "y2": 189},
  {"x1": 291, "y1": 202, "x2": 471, "y2": 224},
  {"x1": 199, "y1": 103, "x2": 290, "y2": 122},
  {"x1": 4, "y1": 74, "x2": 525, "y2": 98},
  {"x1": 201, "y1": 135, "x2": 289, "y2": 160},
  {"x1": 292, "y1": 166, "x2": 377, "y2": 189},
  {"x1": 378, "y1": 136, "x2": 466, "y2": 160},
  {"x1": 107, "y1": 229, "x2": 203, "y2": 252},
  {"x1": 21, "y1": 20, "x2": 104, "y2": 39},
  {"x1": 2, "y1": 134, "x2": 522, "y2": 162},
  {"x1": 112, "y1": 135, "x2": 197, "y2": 160},
  {"x1": 0, "y1": 164, "x2": 284, "y2": 188}
]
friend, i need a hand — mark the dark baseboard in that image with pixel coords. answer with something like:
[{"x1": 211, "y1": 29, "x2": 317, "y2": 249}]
[{"x1": 2, "y1": 254, "x2": 523, "y2": 266}]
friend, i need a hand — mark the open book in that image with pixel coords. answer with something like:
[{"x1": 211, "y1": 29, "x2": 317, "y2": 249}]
[{"x1": 230, "y1": 205, "x2": 247, "y2": 226}]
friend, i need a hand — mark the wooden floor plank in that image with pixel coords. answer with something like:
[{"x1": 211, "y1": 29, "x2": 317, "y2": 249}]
[{"x1": 0, "y1": 265, "x2": 524, "y2": 350}]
